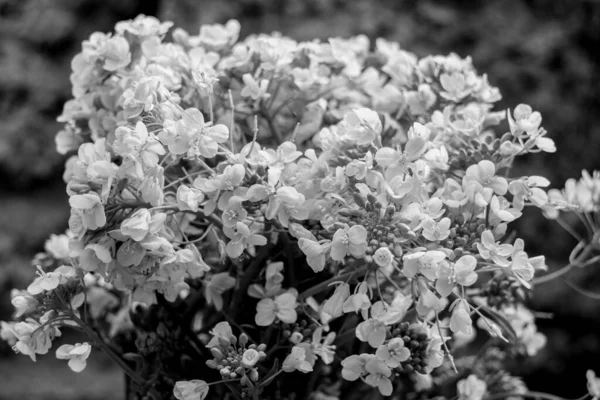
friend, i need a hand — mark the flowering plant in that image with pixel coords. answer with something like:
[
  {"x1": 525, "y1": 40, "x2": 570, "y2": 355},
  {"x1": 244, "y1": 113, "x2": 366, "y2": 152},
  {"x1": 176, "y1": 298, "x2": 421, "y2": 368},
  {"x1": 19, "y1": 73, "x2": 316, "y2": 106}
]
[{"x1": 2, "y1": 14, "x2": 600, "y2": 400}]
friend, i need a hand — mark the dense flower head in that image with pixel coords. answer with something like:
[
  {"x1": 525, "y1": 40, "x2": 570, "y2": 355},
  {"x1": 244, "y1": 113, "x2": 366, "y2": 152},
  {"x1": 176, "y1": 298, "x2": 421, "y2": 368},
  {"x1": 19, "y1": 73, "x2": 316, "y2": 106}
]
[{"x1": 6, "y1": 14, "x2": 597, "y2": 400}]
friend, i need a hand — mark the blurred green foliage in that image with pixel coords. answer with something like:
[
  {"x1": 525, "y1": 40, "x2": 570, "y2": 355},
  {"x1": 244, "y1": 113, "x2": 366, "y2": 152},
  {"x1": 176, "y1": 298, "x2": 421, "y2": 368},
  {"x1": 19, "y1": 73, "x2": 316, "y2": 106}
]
[{"x1": 1, "y1": 0, "x2": 599, "y2": 397}]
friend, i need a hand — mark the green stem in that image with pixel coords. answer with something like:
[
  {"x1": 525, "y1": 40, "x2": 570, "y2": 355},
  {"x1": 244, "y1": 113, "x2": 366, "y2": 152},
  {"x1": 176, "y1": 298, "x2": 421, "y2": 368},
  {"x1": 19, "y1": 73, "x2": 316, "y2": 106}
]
[
  {"x1": 208, "y1": 379, "x2": 241, "y2": 386},
  {"x1": 260, "y1": 369, "x2": 283, "y2": 387},
  {"x1": 533, "y1": 244, "x2": 593, "y2": 285},
  {"x1": 435, "y1": 311, "x2": 457, "y2": 373},
  {"x1": 485, "y1": 391, "x2": 589, "y2": 400},
  {"x1": 70, "y1": 314, "x2": 163, "y2": 400},
  {"x1": 298, "y1": 264, "x2": 368, "y2": 301}
]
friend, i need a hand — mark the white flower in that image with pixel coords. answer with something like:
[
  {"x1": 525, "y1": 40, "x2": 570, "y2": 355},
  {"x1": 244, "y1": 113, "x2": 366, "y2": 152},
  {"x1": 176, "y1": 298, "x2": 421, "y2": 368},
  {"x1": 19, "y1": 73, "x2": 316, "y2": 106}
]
[
  {"x1": 375, "y1": 338, "x2": 410, "y2": 368},
  {"x1": 241, "y1": 73, "x2": 271, "y2": 101},
  {"x1": 44, "y1": 234, "x2": 71, "y2": 259},
  {"x1": 11, "y1": 317, "x2": 61, "y2": 361},
  {"x1": 587, "y1": 370, "x2": 600, "y2": 400},
  {"x1": 476, "y1": 230, "x2": 512, "y2": 267},
  {"x1": 204, "y1": 273, "x2": 236, "y2": 311},
  {"x1": 56, "y1": 343, "x2": 92, "y2": 373},
  {"x1": 454, "y1": 255, "x2": 478, "y2": 286},
  {"x1": 11, "y1": 294, "x2": 39, "y2": 317},
  {"x1": 356, "y1": 295, "x2": 412, "y2": 348},
  {"x1": 342, "y1": 108, "x2": 382, "y2": 145},
  {"x1": 342, "y1": 281, "x2": 371, "y2": 314},
  {"x1": 27, "y1": 266, "x2": 77, "y2": 296},
  {"x1": 373, "y1": 247, "x2": 394, "y2": 275},
  {"x1": 207, "y1": 322, "x2": 233, "y2": 348},
  {"x1": 282, "y1": 346, "x2": 313, "y2": 373},
  {"x1": 403, "y1": 250, "x2": 446, "y2": 280},
  {"x1": 177, "y1": 185, "x2": 205, "y2": 212},
  {"x1": 457, "y1": 375, "x2": 487, "y2": 400},
  {"x1": 69, "y1": 193, "x2": 106, "y2": 231},
  {"x1": 464, "y1": 160, "x2": 508, "y2": 196},
  {"x1": 174, "y1": 380, "x2": 209, "y2": 400},
  {"x1": 255, "y1": 291, "x2": 298, "y2": 326},
  {"x1": 198, "y1": 20, "x2": 240, "y2": 49},
  {"x1": 421, "y1": 217, "x2": 451, "y2": 242},
  {"x1": 330, "y1": 225, "x2": 368, "y2": 261},
  {"x1": 321, "y1": 283, "x2": 350, "y2": 322},
  {"x1": 120, "y1": 208, "x2": 152, "y2": 241},
  {"x1": 450, "y1": 299, "x2": 472, "y2": 335},
  {"x1": 298, "y1": 238, "x2": 328, "y2": 273},
  {"x1": 241, "y1": 348, "x2": 261, "y2": 368},
  {"x1": 364, "y1": 358, "x2": 393, "y2": 396},
  {"x1": 508, "y1": 104, "x2": 542, "y2": 135}
]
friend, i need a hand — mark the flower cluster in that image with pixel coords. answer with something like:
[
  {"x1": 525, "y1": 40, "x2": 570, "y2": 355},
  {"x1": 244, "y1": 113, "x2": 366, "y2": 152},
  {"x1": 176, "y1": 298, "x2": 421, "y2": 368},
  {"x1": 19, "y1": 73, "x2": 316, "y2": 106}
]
[
  {"x1": 205, "y1": 322, "x2": 267, "y2": 384},
  {"x1": 2, "y1": 14, "x2": 598, "y2": 400}
]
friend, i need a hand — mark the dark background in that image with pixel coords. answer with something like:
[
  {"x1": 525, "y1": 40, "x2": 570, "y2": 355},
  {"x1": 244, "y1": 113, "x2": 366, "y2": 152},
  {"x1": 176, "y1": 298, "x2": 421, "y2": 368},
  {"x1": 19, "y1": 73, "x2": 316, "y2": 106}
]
[{"x1": 1, "y1": 0, "x2": 599, "y2": 398}]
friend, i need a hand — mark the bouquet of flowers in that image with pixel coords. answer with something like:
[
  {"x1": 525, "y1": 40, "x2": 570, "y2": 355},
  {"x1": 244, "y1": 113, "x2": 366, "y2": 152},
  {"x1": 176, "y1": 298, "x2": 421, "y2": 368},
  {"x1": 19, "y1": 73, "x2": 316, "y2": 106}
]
[{"x1": 2, "y1": 14, "x2": 600, "y2": 400}]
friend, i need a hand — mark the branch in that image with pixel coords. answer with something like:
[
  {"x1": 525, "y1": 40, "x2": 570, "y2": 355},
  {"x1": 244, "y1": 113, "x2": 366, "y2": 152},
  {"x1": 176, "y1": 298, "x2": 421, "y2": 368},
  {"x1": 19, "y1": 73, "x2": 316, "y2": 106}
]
[{"x1": 533, "y1": 243, "x2": 594, "y2": 285}]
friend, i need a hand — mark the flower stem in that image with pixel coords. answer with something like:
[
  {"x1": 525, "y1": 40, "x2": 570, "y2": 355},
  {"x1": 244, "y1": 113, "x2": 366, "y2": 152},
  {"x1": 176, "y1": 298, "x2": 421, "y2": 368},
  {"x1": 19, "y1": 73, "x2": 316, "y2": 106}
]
[
  {"x1": 260, "y1": 369, "x2": 283, "y2": 387},
  {"x1": 533, "y1": 243, "x2": 593, "y2": 285},
  {"x1": 299, "y1": 264, "x2": 368, "y2": 301},
  {"x1": 208, "y1": 378, "x2": 241, "y2": 386},
  {"x1": 485, "y1": 391, "x2": 589, "y2": 400},
  {"x1": 435, "y1": 311, "x2": 457, "y2": 373},
  {"x1": 69, "y1": 314, "x2": 163, "y2": 400}
]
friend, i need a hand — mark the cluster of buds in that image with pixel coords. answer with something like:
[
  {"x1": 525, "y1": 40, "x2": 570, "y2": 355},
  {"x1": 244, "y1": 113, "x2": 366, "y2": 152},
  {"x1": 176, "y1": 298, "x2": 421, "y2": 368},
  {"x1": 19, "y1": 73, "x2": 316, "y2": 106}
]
[
  {"x1": 388, "y1": 322, "x2": 432, "y2": 375},
  {"x1": 206, "y1": 323, "x2": 267, "y2": 386}
]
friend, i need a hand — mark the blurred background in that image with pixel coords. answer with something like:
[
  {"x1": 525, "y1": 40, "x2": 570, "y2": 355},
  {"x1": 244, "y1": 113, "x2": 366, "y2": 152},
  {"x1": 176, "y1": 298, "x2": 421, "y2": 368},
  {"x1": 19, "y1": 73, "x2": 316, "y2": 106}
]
[{"x1": 1, "y1": 0, "x2": 600, "y2": 398}]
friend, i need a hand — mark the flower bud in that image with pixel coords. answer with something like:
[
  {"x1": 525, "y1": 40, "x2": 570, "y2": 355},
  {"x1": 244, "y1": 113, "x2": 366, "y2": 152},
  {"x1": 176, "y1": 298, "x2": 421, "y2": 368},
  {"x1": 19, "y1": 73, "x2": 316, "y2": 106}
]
[
  {"x1": 238, "y1": 333, "x2": 249, "y2": 347},
  {"x1": 397, "y1": 223, "x2": 411, "y2": 234},
  {"x1": 393, "y1": 244, "x2": 403, "y2": 257},
  {"x1": 218, "y1": 336, "x2": 231, "y2": 348},
  {"x1": 322, "y1": 282, "x2": 350, "y2": 321},
  {"x1": 353, "y1": 193, "x2": 366, "y2": 208},
  {"x1": 210, "y1": 347, "x2": 224, "y2": 360},
  {"x1": 385, "y1": 205, "x2": 396, "y2": 217},
  {"x1": 256, "y1": 343, "x2": 267, "y2": 352},
  {"x1": 373, "y1": 247, "x2": 394, "y2": 276},
  {"x1": 11, "y1": 295, "x2": 39, "y2": 318}
]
